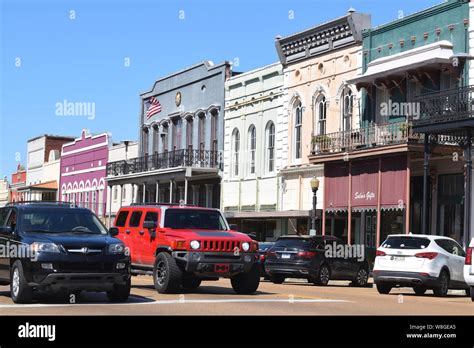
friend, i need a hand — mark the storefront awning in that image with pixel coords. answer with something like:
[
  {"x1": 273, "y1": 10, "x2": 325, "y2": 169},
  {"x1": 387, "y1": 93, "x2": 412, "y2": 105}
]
[
  {"x1": 347, "y1": 40, "x2": 454, "y2": 86},
  {"x1": 324, "y1": 155, "x2": 408, "y2": 211}
]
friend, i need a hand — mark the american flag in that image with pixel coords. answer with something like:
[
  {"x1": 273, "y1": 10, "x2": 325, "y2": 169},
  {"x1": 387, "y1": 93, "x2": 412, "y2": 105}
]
[{"x1": 146, "y1": 96, "x2": 162, "y2": 118}]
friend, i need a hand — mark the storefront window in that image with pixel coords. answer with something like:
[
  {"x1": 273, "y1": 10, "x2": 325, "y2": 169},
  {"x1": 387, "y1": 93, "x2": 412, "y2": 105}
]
[{"x1": 437, "y1": 174, "x2": 464, "y2": 243}]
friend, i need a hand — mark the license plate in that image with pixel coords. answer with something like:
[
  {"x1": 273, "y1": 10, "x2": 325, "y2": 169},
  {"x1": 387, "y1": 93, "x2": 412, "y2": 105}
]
[
  {"x1": 214, "y1": 264, "x2": 230, "y2": 273},
  {"x1": 281, "y1": 254, "x2": 291, "y2": 259},
  {"x1": 391, "y1": 256, "x2": 405, "y2": 262}
]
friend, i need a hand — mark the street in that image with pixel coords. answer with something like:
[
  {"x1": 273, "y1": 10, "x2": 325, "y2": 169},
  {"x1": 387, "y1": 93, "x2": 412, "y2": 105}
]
[{"x1": 0, "y1": 276, "x2": 472, "y2": 315}]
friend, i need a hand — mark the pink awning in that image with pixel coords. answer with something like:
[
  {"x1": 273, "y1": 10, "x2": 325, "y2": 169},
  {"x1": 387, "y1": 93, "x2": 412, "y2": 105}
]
[
  {"x1": 381, "y1": 155, "x2": 408, "y2": 208},
  {"x1": 325, "y1": 163, "x2": 349, "y2": 209},
  {"x1": 351, "y1": 160, "x2": 379, "y2": 208}
]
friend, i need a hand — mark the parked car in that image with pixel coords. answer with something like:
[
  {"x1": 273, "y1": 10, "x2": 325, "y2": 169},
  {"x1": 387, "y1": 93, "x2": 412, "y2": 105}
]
[
  {"x1": 464, "y1": 238, "x2": 474, "y2": 301},
  {"x1": 257, "y1": 242, "x2": 275, "y2": 278},
  {"x1": 113, "y1": 203, "x2": 260, "y2": 294},
  {"x1": 373, "y1": 234, "x2": 469, "y2": 296},
  {"x1": 0, "y1": 202, "x2": 131, "y2": 304},
  {"x1": 264, "y1": 235, "x2": 369, "y2": 286}
]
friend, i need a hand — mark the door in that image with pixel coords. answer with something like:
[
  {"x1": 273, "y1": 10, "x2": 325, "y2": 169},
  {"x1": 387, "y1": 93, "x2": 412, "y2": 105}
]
[
  {"x1": 324, "y1": 238, "x2": 347, "y2": 279},
  {"x1": 0, "y1": 208, "x2": 11, "y2": 281},
  {"x1": 127, "y1": 210, "x2": 143, "y2": 265},
  {"x1": 138, "y1": 210, "x2": 160, "y2": 265},
  {"x1": 114, "y1": 209, "x2": 130, "y2": 253},
  {"x1": 445, "y1": 240, "x2": 466, "y2": 283}
]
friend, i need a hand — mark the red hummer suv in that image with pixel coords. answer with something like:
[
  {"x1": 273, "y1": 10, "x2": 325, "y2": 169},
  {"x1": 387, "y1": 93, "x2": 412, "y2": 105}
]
[{"x1": 113, "y1": 203, "x2": 260, "y2": 294}]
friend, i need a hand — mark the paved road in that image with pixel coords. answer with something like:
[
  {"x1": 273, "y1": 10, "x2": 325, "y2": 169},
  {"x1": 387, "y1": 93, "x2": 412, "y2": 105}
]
[{"x1": 0, "y1": 276, "x2": 473, "y2": 315}]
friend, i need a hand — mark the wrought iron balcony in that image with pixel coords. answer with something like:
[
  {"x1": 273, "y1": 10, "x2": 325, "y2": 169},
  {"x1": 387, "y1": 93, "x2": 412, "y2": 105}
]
[
  {"x1": 310, "y1": 122, "x2": 422, "y2": 155},
  {"x1": 107, "y1": 149, "x2": 222, "y2": 176},
  {"x1": 413, "y1": 85, "x2": 474, "y2": 132}
]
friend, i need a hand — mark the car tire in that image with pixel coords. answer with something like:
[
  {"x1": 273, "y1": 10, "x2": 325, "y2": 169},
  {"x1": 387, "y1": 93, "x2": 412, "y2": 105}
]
[
  {"x1": 413, "y1": 286, "x2": 427, "y2": 295},
  {"x1": 352, "y1": 266, "x2": 369, "y2": 287},
  {"x1": 269, "y1": 275, "x2": 285, "y2": 284},
  {"x1": 153, "y1": 252, "x2": 183, "y2": 294},
  {"x1": 469, "y1": 287, "x2": 474, "y2": 301},
  {"x1": 182, "y1": 277, "x2": 202, "y2": 290},
  {"x1": 10, "y1": 260, "x2": 33, "y2": 304},
  {"x1": 231, "y1": 265, "x2": 260, "y2": 295},
  {"x1": 433, "y1": 270, "x2": 449, "y2": 297},
  {"x1": 314, "y1": 264, "x2": 330, "y2": 286},
  {"x1": 107, "y1": 278, "x2": 131, "y2": 303},
  {"x1": 376, "y1": 283, "x2": 392, "y2": 294}
]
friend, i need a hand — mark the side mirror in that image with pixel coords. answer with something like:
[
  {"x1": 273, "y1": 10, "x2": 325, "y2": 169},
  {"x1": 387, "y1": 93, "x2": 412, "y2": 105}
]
[
  {"x1": 143, "y1": 221, "x2": 157, "y2": 229},
  {"x1": 109, "y1": 227, "x2": 119, "y2": 237},
  {"x1": 0, "y1": 226, "x2": 13, "y2": 234}
]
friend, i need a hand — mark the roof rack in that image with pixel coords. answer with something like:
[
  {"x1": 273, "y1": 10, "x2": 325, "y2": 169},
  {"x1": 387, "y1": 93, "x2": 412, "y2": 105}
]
[
  {"x1": 7, "y1": 201, "x2": 77, "y2": 207},
  {"x1": 130, "y1": 202, "x2": 196, "y2": 207}
]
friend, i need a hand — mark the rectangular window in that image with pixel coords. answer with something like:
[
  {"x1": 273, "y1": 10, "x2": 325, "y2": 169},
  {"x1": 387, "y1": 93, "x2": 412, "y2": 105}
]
[
  {"x1": 115, "y1": 211, "x2": 129, "y2": 227},
  {"x1": 144, "y1": 211, "x2": 158, "y2": 224},
  {"x1": 129, "y1": 211, "x2": 142, "y2": 227}
]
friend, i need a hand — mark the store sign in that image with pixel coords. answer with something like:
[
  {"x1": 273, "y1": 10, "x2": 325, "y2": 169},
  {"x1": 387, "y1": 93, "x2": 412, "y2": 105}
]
[
  {"x1": 354, "y1": 191, "x2": 376, "y2": 201},
  {"x1": 351, "y1": 160, "x2": 378, "y2": 208}
]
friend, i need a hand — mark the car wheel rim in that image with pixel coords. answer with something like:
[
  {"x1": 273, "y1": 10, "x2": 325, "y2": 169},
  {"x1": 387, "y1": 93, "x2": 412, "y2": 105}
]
[
  {"x1": 155, "y1": 261, "x2": 167, "y2": 286},
  {"x1": 357, "y1": 270, "x2": 367, "y2": 285},
  {"x1": 320, "y1": 267, "x2": 329, "y2": 283},
  {"x1": 12, "y1": 269, "x2": 19, "y2": 297}
]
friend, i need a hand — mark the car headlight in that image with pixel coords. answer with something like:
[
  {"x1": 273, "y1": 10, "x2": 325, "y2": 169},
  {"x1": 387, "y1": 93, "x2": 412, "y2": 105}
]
[
  {"x1": 242, "y1": 242, "x2": 250, "y2": 252},
  {"x1": 30, "y1": 242, "x2": 60, "y2": 253},
  {"x1": 190, "y1": 240, "x2": 200, "y2": 250},
  {"x1": 108, "y1": 243, "x2": 125, "y2": 254}
]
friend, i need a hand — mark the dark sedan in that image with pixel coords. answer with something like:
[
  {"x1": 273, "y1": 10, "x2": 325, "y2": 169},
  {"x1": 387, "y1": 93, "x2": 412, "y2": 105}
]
[{"x1": 264, "y1": 235, "x2": 369, "y2": 286}]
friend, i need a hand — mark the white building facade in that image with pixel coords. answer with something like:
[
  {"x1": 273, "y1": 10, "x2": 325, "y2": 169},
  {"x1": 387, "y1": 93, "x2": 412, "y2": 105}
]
[{"x1": 222, "y1": 63, "x2": 285, "y2": 241}]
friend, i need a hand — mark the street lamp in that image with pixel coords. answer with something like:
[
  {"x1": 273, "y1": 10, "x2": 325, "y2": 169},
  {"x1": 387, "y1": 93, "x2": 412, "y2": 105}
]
[{"x1": 310, "y1": 177, "x2": 320, "y2": 234}]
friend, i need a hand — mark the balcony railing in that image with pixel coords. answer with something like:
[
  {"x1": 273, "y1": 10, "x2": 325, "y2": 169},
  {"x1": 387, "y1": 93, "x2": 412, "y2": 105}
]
[
  {"x1": 311, "y1": 122, "x2": 422, "y2": 155},
  {"x1": 107, "y1": 149, "x2": 222, "y2": 176},
  {"x1": 414, "y1": 85, "x2": 474, "y2": 126}
]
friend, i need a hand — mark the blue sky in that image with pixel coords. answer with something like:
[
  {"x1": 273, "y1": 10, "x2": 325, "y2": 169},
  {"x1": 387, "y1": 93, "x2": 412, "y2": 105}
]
[{"x1": 0, "y1": 0, "x2": 441, "y2": 178}]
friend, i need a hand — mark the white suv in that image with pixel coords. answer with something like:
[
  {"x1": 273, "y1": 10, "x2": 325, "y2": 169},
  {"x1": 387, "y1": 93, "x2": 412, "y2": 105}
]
[
  {"x1": 463, "y1": 238, "x2": 474, "y2": 301},
  {"x1": 373, "y1": 234, "x2": 469, "y2": 297}
]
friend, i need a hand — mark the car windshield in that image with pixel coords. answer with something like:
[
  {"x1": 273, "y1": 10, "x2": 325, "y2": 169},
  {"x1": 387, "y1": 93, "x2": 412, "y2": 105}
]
[
  {"x1": 20, "y1": 208, "x2": 108, "y2": 235},
  {"x1": 259, "y1": 243, "x2": 274, "y2": 251},
  {"x1": 274, "y1": 238, "x2": 316, "y2": 249},
  {"x1": 163, "y1": 209, "x2": 228, "y2": 230},
  {"x1": 381, "y1": 237, "x2": 431, "y2": 249}
]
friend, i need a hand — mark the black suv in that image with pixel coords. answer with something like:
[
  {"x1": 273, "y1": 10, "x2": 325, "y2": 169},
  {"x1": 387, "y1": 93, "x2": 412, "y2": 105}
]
[
  {"x1": 265, "y1": 235, "x2": 369, "y2": 287},
  {"x1": 0, "y1": 202, "x2": 131, "y2": 303}
]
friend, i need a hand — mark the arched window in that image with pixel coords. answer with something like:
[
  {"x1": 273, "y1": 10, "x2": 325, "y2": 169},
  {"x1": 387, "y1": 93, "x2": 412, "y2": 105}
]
[
  {"x1": 294, "y1": 101, "x2": 303, "y2": 159},
  {"x1": 265, "y1": 122, "x2": 275, "y2": 173},
  {"x1": 231, "y1": 128, "x2": 240, "y2": 177},
  {"x1": 161, "y1": 122, "x2": 169, "y2": 152},
  {"x1": 198, "y1": 113, "x2": 206, "y2": 152},
  {"x1": 142, "y1": 127, "x2": 149, "y2": 156},
  {"x1": 315, "y1": 94, "x2": 327, "y2": 135},
  {"x1": 248, "y1": 125, "x2": 256, "y2": 175},
  {"x1": 342, "y1": 87, "x2": 353, "y2": 131},
  {"x1": 186, "y1": 117, "x2": 193, "y2": 150}
]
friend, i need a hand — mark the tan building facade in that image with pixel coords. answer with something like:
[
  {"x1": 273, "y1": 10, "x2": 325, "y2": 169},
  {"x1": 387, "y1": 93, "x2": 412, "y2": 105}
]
[{"x1": 275, "y1": 10, "x2": 371, "y2": 234}]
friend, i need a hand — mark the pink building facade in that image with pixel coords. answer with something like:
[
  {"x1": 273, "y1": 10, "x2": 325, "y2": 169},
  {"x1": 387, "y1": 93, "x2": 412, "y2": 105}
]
[{"x1": 59, "y1": 130, "x2": 109, "y2": 217}]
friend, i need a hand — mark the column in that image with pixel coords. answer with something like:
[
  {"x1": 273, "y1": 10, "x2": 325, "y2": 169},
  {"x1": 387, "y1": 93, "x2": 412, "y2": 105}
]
[
  {"x1": 422, "y1": 134, "x2": 430, "y2": 235},
  {"x1": 184, "y1": 177, "x2": 188, "y2": 204},
  {"x1": 142, "y1": 183, "x2": 146, "y2": 203},
  {"x1": 191, "y1": 185, "x2": 199, "y2": 206},
  {"x1": 155, "y1": 181, "x2": 159, "y2": 202},
  {"x1": 464, "y1": 131, "x2": 472, "y2": 247},
  {"x1": 169, "y1": 180, "x2": 173, "y2": 203},
  {"x1": 107, "y1": 185, "x2": 113, "y2": 228},
  {"x1": 119, "y1": 184, "x2": 123, "y2": 208},
  {"x1": 205, "y1": 184, "x2": 213, "y2": 208}
]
